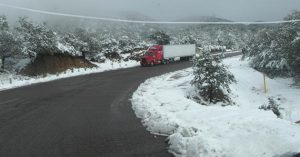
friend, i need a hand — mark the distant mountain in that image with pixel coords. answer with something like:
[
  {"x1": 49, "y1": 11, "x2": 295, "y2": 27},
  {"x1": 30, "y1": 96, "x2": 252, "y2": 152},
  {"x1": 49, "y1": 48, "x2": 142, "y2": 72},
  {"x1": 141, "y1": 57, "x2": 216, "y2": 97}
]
[
  {"x1": 174, "y1": 16, "x2": 232, "y2": 22},
  {"x1": 118, "y1": 11, "x2": 156, "y2": 21}
]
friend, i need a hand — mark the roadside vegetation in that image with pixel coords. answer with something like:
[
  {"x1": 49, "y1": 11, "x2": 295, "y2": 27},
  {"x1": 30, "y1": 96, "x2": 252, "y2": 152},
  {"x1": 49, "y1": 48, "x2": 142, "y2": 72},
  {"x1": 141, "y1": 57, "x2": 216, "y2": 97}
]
[
  {"x1": 0, "y1": 10, "x2": 299, "y2": 81},
  {"x1": 243, "y1": 11, "x2": 300, "y2": 80},
  {"x1": 0, "y1": 15, "x2": 260, "y2": 75},
  {"x1": 189, "y1": 11, "x2": 300, "y2": 106},
  {"x1": 191, "y1": 50, "x2": 236, "y2": 105}
]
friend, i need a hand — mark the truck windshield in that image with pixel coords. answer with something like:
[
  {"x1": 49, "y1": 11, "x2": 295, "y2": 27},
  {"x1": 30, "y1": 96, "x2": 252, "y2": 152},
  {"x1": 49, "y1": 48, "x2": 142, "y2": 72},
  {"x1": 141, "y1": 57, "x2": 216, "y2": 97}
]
[{"x1": 145, "y1": 51, "x2": 154, "y2": 56}]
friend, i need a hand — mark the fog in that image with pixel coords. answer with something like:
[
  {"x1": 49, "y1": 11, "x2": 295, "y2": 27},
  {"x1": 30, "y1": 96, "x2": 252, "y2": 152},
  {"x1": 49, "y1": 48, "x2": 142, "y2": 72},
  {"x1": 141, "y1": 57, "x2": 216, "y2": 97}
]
[{"x1": 0, "y1": 0, "x2": 300, "y2": 22}]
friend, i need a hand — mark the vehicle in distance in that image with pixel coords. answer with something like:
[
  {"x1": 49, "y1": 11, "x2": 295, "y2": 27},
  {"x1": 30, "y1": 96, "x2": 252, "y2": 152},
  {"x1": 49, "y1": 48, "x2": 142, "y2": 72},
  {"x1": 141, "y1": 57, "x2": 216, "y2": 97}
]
[{"x1": 140, "y1": 44, "x2": 196, "y2": 66}]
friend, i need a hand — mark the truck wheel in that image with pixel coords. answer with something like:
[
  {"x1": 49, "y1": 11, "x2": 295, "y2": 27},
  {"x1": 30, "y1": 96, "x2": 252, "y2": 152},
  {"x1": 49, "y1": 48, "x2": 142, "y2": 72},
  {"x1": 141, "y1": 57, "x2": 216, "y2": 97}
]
[{"x1": 180, "y1": 57, "x2": 188, "y2": 61}]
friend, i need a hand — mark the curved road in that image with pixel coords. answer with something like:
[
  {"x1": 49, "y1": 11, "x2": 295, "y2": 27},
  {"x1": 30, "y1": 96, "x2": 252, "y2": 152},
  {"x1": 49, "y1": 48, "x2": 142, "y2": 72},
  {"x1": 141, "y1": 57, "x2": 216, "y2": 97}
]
[{"x1": 0, "y1": 61, "x2": 192, "y2": 157}]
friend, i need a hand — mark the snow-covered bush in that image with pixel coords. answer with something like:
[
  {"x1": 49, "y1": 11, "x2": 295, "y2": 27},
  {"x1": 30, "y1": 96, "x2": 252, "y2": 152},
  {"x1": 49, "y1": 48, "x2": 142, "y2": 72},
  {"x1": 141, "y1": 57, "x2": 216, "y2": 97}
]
[
  {"x1": 243, "y1": 11, "x2": 300, "y2": 78},
  {"x1": 16, "y1": 17, "x2": 58, "y2": 58},
  {"x1": 60, "y1": 33, "x2": 88, "y2": 56},
  {"x1": 149, "y1": 31, "x2": 170, "y2": 45},
  {"x1": 259, "y1": 97, "x2": 282, "y2": 118},
  {"x1": 0, "y1": 15, "x2": 8, "y2": 30},
  {"x1": 99, "y1": 38, "x2": 121, "y2": 60},
  {"x1": 289, "y1": 37, "x2": 300, "y2": 76},
  {"x1": 284, "y1": 10, "x2": 300, "y2": 32},
  {"x1": 118, "y1": 36, "x2": 136, "y2": 53},
  {"x1": 284, "y1": 11, "x2": 300, "y2": 77},
  {"x1": 0, "y1": 31, "x2": 21, "y2": 70},
  {"x1": 244, "y1": 27, "x2": 298, "y2": 77},
  {"x1": 191, "y1": 49, "x2": 236, "y2": 105},
  {"x1": 73, "y1": 28, "x2": 101, "y2": 59},
  {"x1": 0, "y1": 15, "x2": 21, "y2": 71}
]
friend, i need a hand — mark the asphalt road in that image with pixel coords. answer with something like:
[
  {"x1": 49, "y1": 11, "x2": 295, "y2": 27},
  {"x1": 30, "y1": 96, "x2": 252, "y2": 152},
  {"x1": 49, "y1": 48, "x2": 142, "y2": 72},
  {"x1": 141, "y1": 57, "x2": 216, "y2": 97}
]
[{"x1": 0, "y1": 61, "x2": 192, "y2": 157}]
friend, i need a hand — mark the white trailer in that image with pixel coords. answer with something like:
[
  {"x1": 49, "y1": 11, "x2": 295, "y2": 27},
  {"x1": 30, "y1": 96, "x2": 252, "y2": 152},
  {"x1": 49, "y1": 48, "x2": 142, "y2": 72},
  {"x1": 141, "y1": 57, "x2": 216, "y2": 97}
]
[{"x1": 162, "y1": 44, "x2": 196, "y2": 59}]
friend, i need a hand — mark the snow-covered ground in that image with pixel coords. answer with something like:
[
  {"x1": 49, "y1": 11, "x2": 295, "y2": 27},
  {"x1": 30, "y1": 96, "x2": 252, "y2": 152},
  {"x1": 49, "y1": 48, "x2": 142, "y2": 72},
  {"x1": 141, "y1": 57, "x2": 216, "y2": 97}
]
[
  {"x1": 0, "y1": 59, "x2": 139, "y2": 91},
  {"x1": 131, "y1": 56, "x2": 300, "y2": 157}
]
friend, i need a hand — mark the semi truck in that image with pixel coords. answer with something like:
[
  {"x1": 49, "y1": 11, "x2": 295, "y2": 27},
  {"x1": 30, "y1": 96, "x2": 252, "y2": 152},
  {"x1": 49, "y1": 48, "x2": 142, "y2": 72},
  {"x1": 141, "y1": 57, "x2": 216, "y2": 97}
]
[{"x1": 140, "y1": 44, "x2": 196, "y2": 66}]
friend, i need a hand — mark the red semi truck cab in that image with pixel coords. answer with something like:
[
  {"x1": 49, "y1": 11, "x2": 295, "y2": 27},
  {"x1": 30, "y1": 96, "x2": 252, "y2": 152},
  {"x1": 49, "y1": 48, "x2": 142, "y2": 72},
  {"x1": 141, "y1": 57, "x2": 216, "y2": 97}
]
[{"x1": 140, "y1": 45, "x2": 163, "y2": 66}]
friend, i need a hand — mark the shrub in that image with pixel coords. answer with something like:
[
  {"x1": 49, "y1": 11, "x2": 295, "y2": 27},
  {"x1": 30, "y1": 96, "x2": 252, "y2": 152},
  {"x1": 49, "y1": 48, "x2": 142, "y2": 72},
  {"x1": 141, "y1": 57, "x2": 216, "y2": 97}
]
[{"x1": 191, "y1": 49, "x2": 236, "y2": 105}]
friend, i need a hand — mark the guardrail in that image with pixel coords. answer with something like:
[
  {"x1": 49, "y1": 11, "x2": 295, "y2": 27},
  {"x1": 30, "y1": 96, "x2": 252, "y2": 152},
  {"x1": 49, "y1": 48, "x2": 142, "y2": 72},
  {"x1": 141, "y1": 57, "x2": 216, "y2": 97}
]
[{"x1": 212, "y1": 50, "x2": 242, "y2": 58}]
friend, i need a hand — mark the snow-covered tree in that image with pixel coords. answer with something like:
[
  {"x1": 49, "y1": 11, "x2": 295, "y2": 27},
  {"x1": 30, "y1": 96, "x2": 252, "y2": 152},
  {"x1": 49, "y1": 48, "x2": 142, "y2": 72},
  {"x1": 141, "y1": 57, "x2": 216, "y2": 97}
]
[
  {"x1": 259, "y1": 97, "x2": 282, "y2": 118},
  {"x1": 0, "y1": 15, "x2": 8, "y2": 31},
  {"x1": 16, "y1": 17, "x2": 57, "y2": 58},
  {"x1": 284, "y1": 10, "x2": 300, "y2": 76},
  {"x1": 243, "y1": 15, "x2": 299, "y2": 77},
  {"x1": 0, "y1": 15, "x2": 20, "y2": 70},
  {"x1": 191, "y1": 50, "x2": 236, "y2": 104},
  {"x1": 61, "y1": 33, "x2": 88, "y2": 56},
  {"x1": 284, "y1": 10, "x2": 300, "y2": 32},
  {"x1": 99, "y1": 38, "x2": 121, "y2": 60},
  {"x1": 73, "y1": 28, "x2": 102, "y2": 59},
  {"x1": 289, "y1": 37, "x2": 300, "y2": 75},
  {"x1": 149, "y1": 31, "x2": 170, "y2": 45},
  {"x1": 242, "y1": 10, "x2": 300, "y2": 78},
  {"x1": 245, "y1": 28, "x2": 292, "y2": 76}
]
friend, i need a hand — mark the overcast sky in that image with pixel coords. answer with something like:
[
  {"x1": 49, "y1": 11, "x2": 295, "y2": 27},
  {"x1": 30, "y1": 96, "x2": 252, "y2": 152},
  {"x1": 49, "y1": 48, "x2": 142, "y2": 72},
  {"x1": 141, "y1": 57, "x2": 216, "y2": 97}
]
[{"x1": 0, "y1": 0, "x2": 300, "y2": 21}]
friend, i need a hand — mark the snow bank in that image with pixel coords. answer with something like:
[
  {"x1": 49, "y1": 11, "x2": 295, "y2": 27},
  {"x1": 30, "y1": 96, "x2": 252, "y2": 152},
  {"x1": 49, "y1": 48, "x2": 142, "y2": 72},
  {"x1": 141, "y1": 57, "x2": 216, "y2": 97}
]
[
  {"x1": 225, "y1": 57, "x2": 300, "y2": 122},
  {"x1": 131, "y1": 56, "x2": 300, "y2": 157},
  {"x1": 0, "y1": 59, "x2": 139, "y2": 91}
]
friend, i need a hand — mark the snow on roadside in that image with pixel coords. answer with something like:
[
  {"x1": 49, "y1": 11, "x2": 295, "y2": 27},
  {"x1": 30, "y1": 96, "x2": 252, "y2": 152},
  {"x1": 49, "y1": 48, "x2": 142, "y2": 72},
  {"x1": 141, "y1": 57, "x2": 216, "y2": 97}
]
[
  {"x1": 131, "y1": 56, "x2": 300, "y2": 157},
  {"x1": 0, "y1": 59, "x2": 139, "y2": 91},
  {"x1": 224, "y1": 57, "x2": 300, "y2": 122}
]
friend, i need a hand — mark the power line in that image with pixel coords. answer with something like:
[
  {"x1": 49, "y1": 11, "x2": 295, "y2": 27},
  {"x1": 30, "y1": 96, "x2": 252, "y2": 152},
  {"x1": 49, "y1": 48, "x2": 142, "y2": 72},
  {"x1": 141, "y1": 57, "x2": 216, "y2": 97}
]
[{"x1": 0, "y1": 3, "x2": 300, "y2": 25}]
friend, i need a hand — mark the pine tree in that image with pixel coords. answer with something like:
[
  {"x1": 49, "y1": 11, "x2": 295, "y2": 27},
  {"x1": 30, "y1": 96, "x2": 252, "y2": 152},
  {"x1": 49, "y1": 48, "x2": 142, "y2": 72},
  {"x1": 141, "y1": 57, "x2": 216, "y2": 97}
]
[{"x1": 191, "y1": 50, "x2": 236, "y2": 104}]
